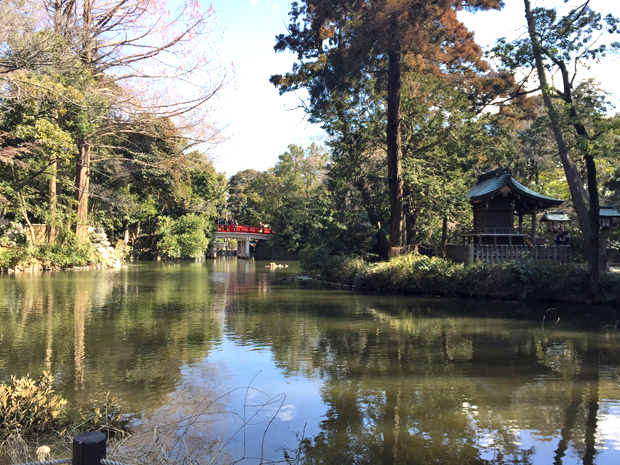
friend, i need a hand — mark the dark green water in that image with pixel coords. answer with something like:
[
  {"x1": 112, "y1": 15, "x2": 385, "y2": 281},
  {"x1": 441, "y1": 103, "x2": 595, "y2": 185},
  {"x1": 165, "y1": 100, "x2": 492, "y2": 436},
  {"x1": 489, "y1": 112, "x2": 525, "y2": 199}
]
[{"x1": 1, "y1": 259, "x2": 620, "y2": 464}]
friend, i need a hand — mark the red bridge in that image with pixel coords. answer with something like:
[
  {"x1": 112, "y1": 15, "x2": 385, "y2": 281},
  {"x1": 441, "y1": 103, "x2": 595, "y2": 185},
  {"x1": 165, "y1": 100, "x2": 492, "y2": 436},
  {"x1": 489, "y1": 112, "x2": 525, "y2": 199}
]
[
  {"x1": 216, "y1": 224, "x2": 273, "y2": 235},
  {"x1": 214, "y1": 224, "x2": 274, "y2": 258}
]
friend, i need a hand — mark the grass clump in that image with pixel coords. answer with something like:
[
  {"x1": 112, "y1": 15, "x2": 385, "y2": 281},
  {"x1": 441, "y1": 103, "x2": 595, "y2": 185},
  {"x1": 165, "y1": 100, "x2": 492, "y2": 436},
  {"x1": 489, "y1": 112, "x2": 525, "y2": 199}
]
[
  {"x1": 0, "y1": 371, "x2": 67, "y2": 442},
  {"x1": 0, "y1": 373, "x2": 131, "y2": 464}
]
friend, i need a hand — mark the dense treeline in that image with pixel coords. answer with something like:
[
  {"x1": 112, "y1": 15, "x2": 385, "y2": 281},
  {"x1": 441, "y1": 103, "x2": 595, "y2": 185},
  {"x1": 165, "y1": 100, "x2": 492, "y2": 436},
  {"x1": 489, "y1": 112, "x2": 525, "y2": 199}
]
[
  {"x1": 2, "y1": 0, "x2": 620, "y2": 279},
  {"x1": 0, "y1": 0, "x2": 227, "y2": 265},
  {"x1": 225, "y1": 0, "x2": 620, "y2": 288}
]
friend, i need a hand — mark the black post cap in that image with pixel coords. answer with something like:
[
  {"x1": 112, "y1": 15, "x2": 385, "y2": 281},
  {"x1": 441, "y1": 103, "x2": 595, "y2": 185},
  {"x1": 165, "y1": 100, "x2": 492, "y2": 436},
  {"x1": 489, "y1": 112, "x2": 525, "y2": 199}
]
[{"x1": 73, "y1": 431, "x2": 106, "y2": 465}]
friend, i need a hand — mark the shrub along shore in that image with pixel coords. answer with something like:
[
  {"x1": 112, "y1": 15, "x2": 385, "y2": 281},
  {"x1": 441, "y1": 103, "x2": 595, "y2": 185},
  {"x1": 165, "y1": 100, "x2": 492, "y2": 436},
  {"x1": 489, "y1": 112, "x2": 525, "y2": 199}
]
[
  {"x1": 0, "y1": 372, "x2": 130, "y2": 464},
  {"x1": 315, "y1": 254, "x2": 620, "y2": 305},
  {"x1": 0, "y1": 228, "x2": 126, "y2": 273}
]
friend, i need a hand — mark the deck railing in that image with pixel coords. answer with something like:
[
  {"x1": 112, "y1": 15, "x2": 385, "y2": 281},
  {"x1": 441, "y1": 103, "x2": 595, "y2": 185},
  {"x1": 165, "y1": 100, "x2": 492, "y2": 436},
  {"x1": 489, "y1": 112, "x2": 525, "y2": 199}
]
[
  {"x1": 446, "y1": 244, "x2": 572, "y2": 265},
  {"x1": 462, "y1": 227, "x2": 526, "y2": 236}
]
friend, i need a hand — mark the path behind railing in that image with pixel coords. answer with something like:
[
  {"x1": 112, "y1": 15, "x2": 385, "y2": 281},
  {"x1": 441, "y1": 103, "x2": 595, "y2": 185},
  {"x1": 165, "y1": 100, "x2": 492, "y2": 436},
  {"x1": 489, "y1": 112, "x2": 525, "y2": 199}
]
[{"x1": 447, "y1": 244, "x2": 572, "y2": 265}]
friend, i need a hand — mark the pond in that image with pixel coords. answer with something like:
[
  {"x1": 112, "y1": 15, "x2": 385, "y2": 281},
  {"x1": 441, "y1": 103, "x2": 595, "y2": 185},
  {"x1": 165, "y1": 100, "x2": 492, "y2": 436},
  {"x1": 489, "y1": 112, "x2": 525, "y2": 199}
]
[{"x1": 1, "y1": 259, "x2": 620, "y2": 464}]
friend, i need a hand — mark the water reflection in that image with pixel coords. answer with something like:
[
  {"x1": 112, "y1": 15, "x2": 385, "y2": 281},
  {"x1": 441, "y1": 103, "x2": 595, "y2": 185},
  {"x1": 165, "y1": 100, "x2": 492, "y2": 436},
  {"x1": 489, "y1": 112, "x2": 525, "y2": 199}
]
[{"x1": 1, "y1": 259, "x2": 620, "y2": 464}]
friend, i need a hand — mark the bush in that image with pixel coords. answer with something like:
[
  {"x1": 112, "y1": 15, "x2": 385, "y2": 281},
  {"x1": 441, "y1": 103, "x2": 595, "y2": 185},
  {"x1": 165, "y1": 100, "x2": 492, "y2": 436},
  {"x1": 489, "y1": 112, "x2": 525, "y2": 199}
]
[
  {"x1": 0, "y1": 222, "x2": 26, "y2": 248},
  {"x1": 156, "y1": 214, "x2": 211, "y2": 259},
  {"x1": 0, "y1": 372, "x2": 67, "y2": 442},
  {"x1": 35, "y1": 231, "x2": 100, "y2": 268},
  {"x1": 69, "y1": 393, "x2": 131, "y2": 440},
  {"x1": 0, "y1": 373, "x2": 131, "y2": 463},
  {"x1": 0, "y1": 248, "x2": 19, "y2": 268},
  {"x1": 311, "y1": 253, "x2": 620, "y2": 304},
  {"x1": 0, "y1": 228, "x2": 100, "y2": 270},
  {"x1": 319, "y1": 254, "x2": 365, "y2": 285}
]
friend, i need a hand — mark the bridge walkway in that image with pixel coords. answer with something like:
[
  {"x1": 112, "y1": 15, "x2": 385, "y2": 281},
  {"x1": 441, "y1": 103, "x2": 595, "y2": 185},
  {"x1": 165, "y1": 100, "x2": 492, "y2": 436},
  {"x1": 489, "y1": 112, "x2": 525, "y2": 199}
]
[{"x1": 213, "y1": 224, "x2": 274, "y2": 258}]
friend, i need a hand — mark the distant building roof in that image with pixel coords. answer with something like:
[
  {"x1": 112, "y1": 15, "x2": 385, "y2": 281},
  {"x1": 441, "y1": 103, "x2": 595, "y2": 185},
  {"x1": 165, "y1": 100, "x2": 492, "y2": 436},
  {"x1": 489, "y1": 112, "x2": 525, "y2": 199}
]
[
  {"x1": 467, "y1": 167, "x2": 564, "y2": 210},
  {"x1": 600, "y1": 205, "x2": 620, "y2": 217},
  {"x1": 541, "y1": 211, "x2": 571, "y2": 222}
]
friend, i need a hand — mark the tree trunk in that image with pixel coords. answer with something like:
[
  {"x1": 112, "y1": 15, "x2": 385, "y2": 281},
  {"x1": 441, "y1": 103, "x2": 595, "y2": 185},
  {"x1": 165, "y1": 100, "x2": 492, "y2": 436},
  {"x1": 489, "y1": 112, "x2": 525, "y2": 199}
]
[
  {"x1": 523, "y1": 0, "x2": 591, "y2": 242},
  {"x1": 47, "y1": 160, "x2": 57, "y2": 243},
  {"x1": 387, "y1": 47, "x2": 404, "y2": 249},
  {"x1": 556, "y1": 61, "x2": 601, "y2": 285},
  {"x1": 441, "y1": 217, "x2": 448, "y2": 256},
  {"x1": 356, "y1": 178, "x2": 390, "y2": 261},
  {"x1": 586, "y1": 154, "x2": 600, "y2": 285},
  {"x1": 123, "y1": 219, "x2": 130, "y2": 245},
  {"x1": 71, "y1": 1, "x2": 94, "y2": 242},
  {"x1": 74, "y1": 140, "x2": 90, "y2": 241},
  {"x1": 406, "y1": 212, "x2": 415, "y2": 246},
  {"x1": 18, "y1": 193, "x2": 36, "y2": 245},
  {"x1": 56, "y1": 157, "x2": 63, "y2": 201}
]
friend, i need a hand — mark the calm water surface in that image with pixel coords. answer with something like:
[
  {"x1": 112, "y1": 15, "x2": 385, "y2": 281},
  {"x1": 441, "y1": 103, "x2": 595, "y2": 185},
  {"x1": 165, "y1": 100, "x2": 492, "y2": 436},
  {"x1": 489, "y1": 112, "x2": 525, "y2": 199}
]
[{"x1": 1, "y1": 259, "x2": 620, "y2": 464}]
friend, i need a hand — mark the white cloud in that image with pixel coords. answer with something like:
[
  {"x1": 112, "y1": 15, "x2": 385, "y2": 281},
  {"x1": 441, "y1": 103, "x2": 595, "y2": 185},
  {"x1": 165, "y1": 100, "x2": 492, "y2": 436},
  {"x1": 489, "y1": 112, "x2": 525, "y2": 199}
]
[
  {"x1": 267, "y1": 2, "x2": 281, "y2": 9},
  {"x1": 276, "y1": 404, "x2": 297, "y2": 422},
  {"x1": 249, "y1": 0, "x2": 258, "y2": 5}
]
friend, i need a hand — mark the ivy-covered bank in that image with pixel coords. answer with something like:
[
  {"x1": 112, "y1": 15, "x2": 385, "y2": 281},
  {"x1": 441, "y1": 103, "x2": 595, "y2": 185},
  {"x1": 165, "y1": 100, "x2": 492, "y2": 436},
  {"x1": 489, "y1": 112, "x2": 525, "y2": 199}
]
[{"x1": 314, "y1": 254, "x2": 620, "y2": 305}]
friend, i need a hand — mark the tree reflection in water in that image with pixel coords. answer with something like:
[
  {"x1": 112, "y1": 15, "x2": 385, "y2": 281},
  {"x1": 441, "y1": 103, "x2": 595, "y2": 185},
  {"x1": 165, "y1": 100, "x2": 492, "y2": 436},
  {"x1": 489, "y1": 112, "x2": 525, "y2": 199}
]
[
  {"x1": 2, "y1": 262, "x2": 620, "y2": 464},
  {"x1": 287, "y1": 304, "x2": 620, "y2": 465}
]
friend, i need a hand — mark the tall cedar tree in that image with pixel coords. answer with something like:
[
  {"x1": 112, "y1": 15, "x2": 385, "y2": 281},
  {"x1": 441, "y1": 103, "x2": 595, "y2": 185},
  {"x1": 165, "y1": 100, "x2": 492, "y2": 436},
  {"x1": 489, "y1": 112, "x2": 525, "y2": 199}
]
[{"x1": 271, "y1": 0, "x2": 503, "y2": 249}]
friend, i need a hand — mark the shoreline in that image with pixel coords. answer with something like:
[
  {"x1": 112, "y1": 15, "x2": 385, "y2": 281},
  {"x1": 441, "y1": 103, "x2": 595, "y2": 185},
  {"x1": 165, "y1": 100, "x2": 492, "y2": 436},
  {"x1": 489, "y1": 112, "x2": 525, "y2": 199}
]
[{"x1": 314, "y1": 254, "x2": 620, "y2": 306}]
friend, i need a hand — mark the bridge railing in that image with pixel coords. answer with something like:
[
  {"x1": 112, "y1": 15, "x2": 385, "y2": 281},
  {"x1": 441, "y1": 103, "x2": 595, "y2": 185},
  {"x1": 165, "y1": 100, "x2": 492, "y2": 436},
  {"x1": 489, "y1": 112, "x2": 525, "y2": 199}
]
[{"x1": 216, "y1": 224, "x2": 273, "y2": 234}]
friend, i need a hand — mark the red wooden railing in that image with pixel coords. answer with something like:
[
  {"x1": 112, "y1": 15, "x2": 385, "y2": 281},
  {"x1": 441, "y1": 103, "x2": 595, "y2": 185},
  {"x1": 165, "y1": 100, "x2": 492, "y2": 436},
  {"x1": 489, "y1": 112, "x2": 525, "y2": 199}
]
[{"x1": 216, "y1": 224, "x2": 273, "y2": 234}]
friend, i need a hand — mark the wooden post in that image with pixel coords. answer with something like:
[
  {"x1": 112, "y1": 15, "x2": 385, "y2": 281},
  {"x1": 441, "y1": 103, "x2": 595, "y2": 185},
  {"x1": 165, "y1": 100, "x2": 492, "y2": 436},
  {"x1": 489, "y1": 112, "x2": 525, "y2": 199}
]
[
  {"x1": 73, "y1": 431, "x2": 106, "y2": 465},
  {"x1": 600, "y1": 228, "x2": 610, "y2": 270}
]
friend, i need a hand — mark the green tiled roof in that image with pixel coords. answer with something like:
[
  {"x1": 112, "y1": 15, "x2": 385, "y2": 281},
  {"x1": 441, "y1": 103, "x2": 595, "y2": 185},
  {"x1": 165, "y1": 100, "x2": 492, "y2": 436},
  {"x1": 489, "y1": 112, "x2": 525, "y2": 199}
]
[
  {"x1": 541, "y1": 211, "x2": 571, "y2": 222},
  {"x1": 600, "y1": 205, "x2": 620, "y2": 217},
  {"x1": 467, "y1": 173, "x2": 507, "y2": 199},
  {"x1": 467, "y1": 169, "x2": 564, "y2": 207}
]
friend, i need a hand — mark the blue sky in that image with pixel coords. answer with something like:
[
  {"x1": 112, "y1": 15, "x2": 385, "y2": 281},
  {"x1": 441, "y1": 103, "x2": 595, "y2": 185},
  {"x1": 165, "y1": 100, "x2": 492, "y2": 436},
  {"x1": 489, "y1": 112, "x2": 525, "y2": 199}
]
[
  {"x1": 208, "y1": 0, "x2": 620, "y2": 177},
  {"x1": 207, "y1": 0, "x2": 321, "y2": 176}
]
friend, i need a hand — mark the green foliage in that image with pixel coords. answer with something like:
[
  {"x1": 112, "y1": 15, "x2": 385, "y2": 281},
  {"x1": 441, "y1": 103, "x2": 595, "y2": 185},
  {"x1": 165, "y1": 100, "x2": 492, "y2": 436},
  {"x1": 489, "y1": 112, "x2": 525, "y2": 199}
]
[
  {"x1": 227, "y1": 169, "x2": 264, "y2": 225},
  {"x1": 0, "y1": 229, "x2": 99, "y2": 269},
  {"x1": 89, "y1": 123, "x2": 226, "y2": 248},
  {"x1": 34, "y1": 234, "x2": 100, "y2": 268},
  {"x1": 1, "y1": 29, "x2": 227, "y2": 254},
  {"x1": 0, "y1": 248, "x2": 17, "y2": 268},
  {"x1": 315, "y1": 254, "x2": 620, "y2": 304},
  {"x1": 228, "y1": 143, "x2": 329, "y2": 253},
  {"x1": 0, "y1": 372, "x2": 67, "y2": 441},
  {"x1": 156, "y1": 214, "x2": 211, "y2": 259},
  {"x1": 315, "y1": 254, "x2": 366, "y2": 285},
  {"x1": 0, "y1": 222, "x2": 26, "y2": 248}
]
